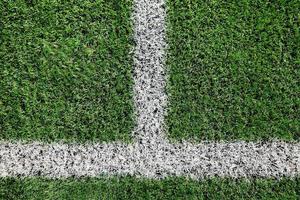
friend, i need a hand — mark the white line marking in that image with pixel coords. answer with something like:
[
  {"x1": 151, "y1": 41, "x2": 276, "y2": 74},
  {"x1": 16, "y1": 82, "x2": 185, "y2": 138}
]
[
  {"x1": 0, "y1": 0, "x2": 299, "y2": 179},
  {"x1": 1, "y1": 142, "x2": 299, "y2": 178},
  {"x1": 133, "y1": 0, "x2": 167, "y2": 143}
]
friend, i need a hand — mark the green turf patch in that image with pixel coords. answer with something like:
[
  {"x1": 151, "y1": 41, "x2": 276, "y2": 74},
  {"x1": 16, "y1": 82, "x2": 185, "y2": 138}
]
[
  {"x1": 166, "y1": 0, "x2": 300, "y2": 141},
  {"x1": 0, "y1": 177, "x2": 299, "y2": 199},
  {"x1": 0, "y1": 0, "x2": 134, "y2": 142}
]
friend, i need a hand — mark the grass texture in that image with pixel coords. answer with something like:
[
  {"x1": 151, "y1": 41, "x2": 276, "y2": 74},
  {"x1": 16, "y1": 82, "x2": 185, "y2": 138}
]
[
  {"x1": 0, "y1": 177, "x2": 299, "y2": 200},
  {"x1": 166, "y1": 0, "x2": 300, "y2": 141},
  {"x1": 0, "y1": 0, "x2": 134, "y2": 142}
]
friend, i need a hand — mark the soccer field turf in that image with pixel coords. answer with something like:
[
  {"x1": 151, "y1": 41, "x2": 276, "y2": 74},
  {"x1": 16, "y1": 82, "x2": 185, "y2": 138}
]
[
  {"x1": 1, "y1": 177, "x2": 299, "y2": 199},
  {"x1": 0, "y1": 0, "x2": 299, "y2": 199},
  {"x1": 166, "y1": 0, "x2": 299, "y2": 141},
  {"x1": 0, "y1": 0, "x2": 134, "y2": 142}
]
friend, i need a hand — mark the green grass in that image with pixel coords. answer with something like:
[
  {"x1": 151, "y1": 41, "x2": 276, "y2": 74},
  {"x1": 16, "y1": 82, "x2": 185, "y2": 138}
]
[
  {"x1": 0, "y1": 0, "x2": 134, "y2": 142},
  {"x1": 0, "y1": 177, "x2": 299, "y2": 200},
  {"x1": 166, "y1": 0, "x2": 300, "y2": 141}
]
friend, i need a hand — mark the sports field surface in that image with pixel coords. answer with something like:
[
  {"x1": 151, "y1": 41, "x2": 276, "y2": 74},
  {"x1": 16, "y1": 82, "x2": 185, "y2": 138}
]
[
  {"x1": 166, "y1": 0, "x2": 299, "y2": 141},
  {"x1": 0, "y1": 0, "x2": 134, "y2": 142},
  {"x1": 0, "y1": 0, "x2": 299, "y2": 199},
  {"x1": 1, "y1": 177, "x2": 299, "y2": 199}
]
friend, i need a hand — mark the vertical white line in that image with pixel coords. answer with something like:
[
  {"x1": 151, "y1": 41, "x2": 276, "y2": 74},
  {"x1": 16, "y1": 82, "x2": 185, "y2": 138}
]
[{"x1": 132, "y1": 0, "x2": 168, "y2": 144}]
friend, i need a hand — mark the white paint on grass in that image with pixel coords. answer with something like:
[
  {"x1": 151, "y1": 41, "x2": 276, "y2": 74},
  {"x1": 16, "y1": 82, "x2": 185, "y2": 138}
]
[
  {"x1": 1, "y1": 141, "x2": 299, "y2": 178},
  {"x1": 0, "y1": 0, "x2": 299, "y2": 179},
  {"x1": 132, "y1": 0, "x2": 167, "y2": 143}
]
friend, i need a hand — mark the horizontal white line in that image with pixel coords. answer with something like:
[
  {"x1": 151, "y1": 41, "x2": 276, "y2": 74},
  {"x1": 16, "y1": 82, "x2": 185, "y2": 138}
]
[{"x1": 1, "y1": 141, "x2": 299, "y2": 179}]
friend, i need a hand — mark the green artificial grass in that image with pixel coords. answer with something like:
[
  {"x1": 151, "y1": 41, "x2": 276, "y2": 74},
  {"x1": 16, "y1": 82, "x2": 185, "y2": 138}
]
[
  {"x1": 0, "y1": 0, "x2": 134, "y2": 142},
  {"x1": 0, "y1": 177, "x2": 299, "y2": 200},
  {"x1": 166, "y1": 0, "x2": 300, "y2": 141}
]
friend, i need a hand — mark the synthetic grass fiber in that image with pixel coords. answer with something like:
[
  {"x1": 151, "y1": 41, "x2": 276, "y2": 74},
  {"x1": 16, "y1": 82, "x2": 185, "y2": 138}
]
[
  {"x1": 166, "y1": 0, "x2": 300, "y2": 141},
  {"x1": 0, "y1": 0, "x2": 134, "y2": 142},
  {"x1": 1, "y1": 0, "x2": 299, "y2": 199},
  {"x1": 0, "y1": 177, "x2": 299, "y2": 200}
]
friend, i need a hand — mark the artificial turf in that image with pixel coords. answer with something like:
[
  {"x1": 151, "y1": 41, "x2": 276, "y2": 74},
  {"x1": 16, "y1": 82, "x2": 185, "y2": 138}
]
[
  {"x1": 166, "y1": 0, "x2": 300, "y2": 141},
  {"x1": 0, "y1": 177, "x2": 299, "y2": 200},
  {"x1": 0, "y1": 0, "x2": 134, "y2": 142}
]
